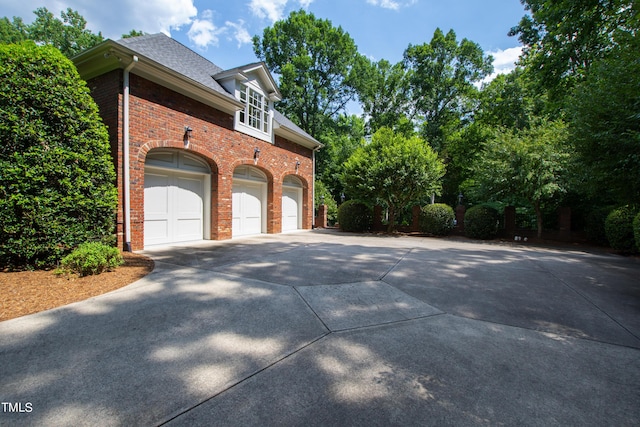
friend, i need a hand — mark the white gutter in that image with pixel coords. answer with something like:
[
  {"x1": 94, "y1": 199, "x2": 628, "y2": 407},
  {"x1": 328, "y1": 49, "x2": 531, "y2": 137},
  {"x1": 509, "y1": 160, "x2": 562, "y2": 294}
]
[{"x1": 122, "y1": 55, "x2": 138, "y2": 251}]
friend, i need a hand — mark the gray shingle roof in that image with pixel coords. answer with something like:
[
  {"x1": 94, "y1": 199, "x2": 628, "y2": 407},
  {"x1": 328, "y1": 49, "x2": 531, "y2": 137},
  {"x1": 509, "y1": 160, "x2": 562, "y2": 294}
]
[
  {"x1": 115, "y1": 33, "x2": 235, "y2": 102},
  {"x1": 114, "y1": 33, "x2": 319, "y2": 147}
]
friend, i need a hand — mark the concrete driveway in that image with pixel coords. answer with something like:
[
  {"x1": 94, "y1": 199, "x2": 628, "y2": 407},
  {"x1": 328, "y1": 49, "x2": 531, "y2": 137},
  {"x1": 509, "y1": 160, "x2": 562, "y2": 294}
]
[{"x1": 1, "y1": 230, "x2": 639, "y2": 426}]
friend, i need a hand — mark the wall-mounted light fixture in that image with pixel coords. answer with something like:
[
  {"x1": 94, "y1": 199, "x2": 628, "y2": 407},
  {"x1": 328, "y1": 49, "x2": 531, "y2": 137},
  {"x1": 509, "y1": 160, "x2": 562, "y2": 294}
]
[
  {"x1": 183, "y1": 126, "x2": 193, "y2": 147},
  {"x1": 254, "y1": 147, "x2": 260, "y2": 164},
  {"x1": 295, "y1": 161, "x2": 301, "y2": 172}
]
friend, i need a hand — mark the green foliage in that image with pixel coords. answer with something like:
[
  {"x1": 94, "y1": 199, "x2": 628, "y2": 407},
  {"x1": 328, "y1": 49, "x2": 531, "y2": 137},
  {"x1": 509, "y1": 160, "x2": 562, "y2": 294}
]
[
  {"x1": 420, "y1": 204, "x2": 455, "y2": 236},
  {"x1": 471, "y1": 120, "x2": 571, "y2": 237},
  {"x1": 634, "y1": 212, "x2": 640, "y2": 252},
  {"x1": 315, "y1": 114, "x2": 365, "y2": 200},
  {"x1": 509, "y1": 0, "x2": 635, "y2": 107},
  {"x1": 464, "y1": 205, "x2": 500, "y2": 240},
  {"x1": 353, "y1": 58, "x2": 412, "y2": 135},
  {"x1": 253, "y1": 10, "x2": 362, "y2": 137},
  {"x1": 314, "y1": 180, "x2": 338, "y2": 225},
  {"x1": 403, "y1": 28, "x2": 493, "y2": 151},
  {"x1": 337, "y1": 200, "x2": 372, "y2": 233},
  {"x1": 1, "y1": 8, "x2": 103, "y2": 58},
  {"x1": 341, "y1": 127, "x2": 445, "y2": 232},
  {"x1": 605, "y1": 206, "x2": 639, "y2": 253},
  {"x1": 0, "y1": 42, "x2": 117, "y2": 269},
  {"x1": 567, "y1": 32, "x2": 640, "y2": 205},
  {"x1": 60, "y1": 242, "x2": 123, "y2": 276}
]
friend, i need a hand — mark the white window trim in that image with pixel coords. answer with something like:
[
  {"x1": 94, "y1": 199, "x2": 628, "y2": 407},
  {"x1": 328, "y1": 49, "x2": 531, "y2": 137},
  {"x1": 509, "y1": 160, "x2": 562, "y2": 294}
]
[{"x1": 235, "y1": 82, "x2": 273, "y2": 143}]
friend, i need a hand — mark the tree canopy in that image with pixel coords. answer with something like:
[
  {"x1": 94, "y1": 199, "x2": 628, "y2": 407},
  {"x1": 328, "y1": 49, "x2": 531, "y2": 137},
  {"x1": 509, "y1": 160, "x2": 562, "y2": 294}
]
[
  {"x1": 470, "y1": 120, "x2": 571, "y2": 237},
  {"x1": 341, "y1": 128, "x2": 445, "y2": 231},
  {"x1": 253, "y1": 9, "x2": 363, "y2": 138},
  {"x1": 403, "y1": 28, "x2": 493, "y2": 151},
  {"x1": 0, "y1": 7, "x2": 104, "y2": 58}
]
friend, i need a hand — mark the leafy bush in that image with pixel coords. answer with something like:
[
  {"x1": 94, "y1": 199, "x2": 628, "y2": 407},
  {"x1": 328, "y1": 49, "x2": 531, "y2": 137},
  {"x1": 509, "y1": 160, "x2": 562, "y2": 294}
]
[
  {"x1": 0, "y1": 42, "x2": 117, "y2": 269},
  {"x1": 337, "y1": 200, "x2": 372, "y2": 232},
  {"x1": 60, "y1": 242, "x2": 123, "y2": 276},
  {"x1": 634, "y1": 212, "x2": 640, "y2": 252},
  {"x1": 605, "y1": 206, "x2": 638, "y2": 253},
  {"x1": 465, "y1": 205, "x2": 500, "y2": 240},
  {"x1": 420, "y1": 203, "x2": 455, "y2": 236}
]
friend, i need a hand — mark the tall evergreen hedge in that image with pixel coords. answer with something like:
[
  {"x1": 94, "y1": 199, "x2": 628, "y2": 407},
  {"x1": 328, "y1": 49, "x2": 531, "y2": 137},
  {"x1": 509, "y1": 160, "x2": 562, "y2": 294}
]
[{"x1": 0, "y1": 42, "x2": 117, "y2": 269}]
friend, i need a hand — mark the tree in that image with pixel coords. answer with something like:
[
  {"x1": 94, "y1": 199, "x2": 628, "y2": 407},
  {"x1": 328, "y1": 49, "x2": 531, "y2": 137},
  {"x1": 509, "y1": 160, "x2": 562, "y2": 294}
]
[
  {"x1": 0, "y1": 42, "x2": 117, "y2": 269},
  {"x1": 1, "y1": 7, "x2": 104, "y2": 58},
  {"x1": 0, "y1": 16, "x2": 27, "y2": 44},
  {"x1": 253, "y1": 10, "x2": 362, "y2": 137},
  {"x1": 471, "y1": 120, "x2": 571, "y2": 238},
  {"x1": 353, "y1": 58, "x2": 412, "y2": 135},
  {"x1": 315, "y1": 114, "x2": 365, "y2": 201},
  {"x1": 509, "y1": 0, "x2": 637, "y2": 106},
  {"x1": 341, "y1": 128, "x2": 445, "y2": 232},
  {"x1": 403, "y1": 28, "x2": 493, "y2": 152},
  {"x1": 567, "y1": 30, "x2": 640, "y2": 205}
]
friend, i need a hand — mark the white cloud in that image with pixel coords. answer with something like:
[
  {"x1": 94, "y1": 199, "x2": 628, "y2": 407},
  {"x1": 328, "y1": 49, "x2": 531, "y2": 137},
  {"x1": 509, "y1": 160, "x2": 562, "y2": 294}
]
[
  {"x1": 249, "y1": 0, "x2": 289, "y2": 22},
  {"x1": 130, "y1": 0, "x2": 197, "y2": 36},
  {"x1": 248, "y1": 0, "x2": 315, "y2": 22},
  {"x1": 481, "y1": 46, "x2": 523, "y2": 85},
  {"x1": 226, "y1": 20, "x2": 253, "y2": 48},
  {"x1": 188, "y1": 17, "x2": 225, "y2": 48},
  {"x1": 366, "y1": 0, "x2": 416, "y2": 10}
]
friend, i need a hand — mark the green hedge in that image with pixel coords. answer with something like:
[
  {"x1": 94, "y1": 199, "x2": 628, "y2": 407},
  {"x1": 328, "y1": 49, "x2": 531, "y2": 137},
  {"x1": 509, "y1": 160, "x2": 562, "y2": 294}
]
[
  {"x1": 0, "y1": 42, "x2": 117, "y2": 269},
  {"x1": 337, "y1": 200, "x2": 372, "y2": 232},
  {"x1": 420, "y1": 203, "x2": 455, "y2": 236},
  {"x1": 465, "y1": 205, "x2": 500, "y2": 240},
  {"x1": 605, "y1": 205, "x2": 638, "y2": 253}
]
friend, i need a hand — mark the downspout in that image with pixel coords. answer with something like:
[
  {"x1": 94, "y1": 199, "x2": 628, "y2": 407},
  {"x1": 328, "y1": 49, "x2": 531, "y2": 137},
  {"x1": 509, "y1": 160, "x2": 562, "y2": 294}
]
[
  {"x1": 122, "y1": 55, "x2": 138, "y2": 252},
  {"x1": 312, "y1": 145, "x2": 321, "y2": 228}
]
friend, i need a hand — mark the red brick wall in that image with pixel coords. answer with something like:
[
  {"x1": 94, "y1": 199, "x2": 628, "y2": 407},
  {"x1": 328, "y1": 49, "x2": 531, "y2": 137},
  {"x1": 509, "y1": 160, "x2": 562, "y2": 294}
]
[{"x1": 88, "y1": 71, "x2": 314, "y2": 250}]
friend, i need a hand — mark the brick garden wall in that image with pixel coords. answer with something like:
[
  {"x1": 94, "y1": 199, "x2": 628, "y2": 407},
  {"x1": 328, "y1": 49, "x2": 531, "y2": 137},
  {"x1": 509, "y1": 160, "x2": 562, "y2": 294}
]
[{"x1": 88, "y1": 71, "x2": 315, "y2": 250}]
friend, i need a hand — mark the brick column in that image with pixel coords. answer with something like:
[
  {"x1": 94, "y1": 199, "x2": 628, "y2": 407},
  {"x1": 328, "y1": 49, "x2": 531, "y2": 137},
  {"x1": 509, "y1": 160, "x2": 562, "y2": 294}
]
[
  {"x1": 315, "y1": 204, "x2": 327, "y2": 228},
  {"x1": 412, "y1": 205, "x2": 421, "y2": 232}
]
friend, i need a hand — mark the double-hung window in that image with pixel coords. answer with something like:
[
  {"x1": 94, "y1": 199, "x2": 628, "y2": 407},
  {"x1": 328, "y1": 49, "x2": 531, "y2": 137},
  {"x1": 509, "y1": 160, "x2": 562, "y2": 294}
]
[{"x1": 239, "y1": 84, "x2": 270, "y2": 134}]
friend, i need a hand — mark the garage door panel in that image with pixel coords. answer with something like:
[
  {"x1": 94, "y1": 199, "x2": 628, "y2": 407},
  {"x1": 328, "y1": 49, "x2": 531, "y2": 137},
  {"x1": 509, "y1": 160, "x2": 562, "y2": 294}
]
[
  {"x1": 145, "y1": 169, "x2": 205, "y2": 246},
  {"x1": 282, "y1": 189, "x2": 299, "y2": 231},
  {"x1": 144, "y1": 174, "x2": 170, "y2": 218},
  {"x1": 176, "y1": 177, "x2": 204, "y2": 217},
  {"x1": 233, "y1": 181, "x2": 264, "y2": 237}
]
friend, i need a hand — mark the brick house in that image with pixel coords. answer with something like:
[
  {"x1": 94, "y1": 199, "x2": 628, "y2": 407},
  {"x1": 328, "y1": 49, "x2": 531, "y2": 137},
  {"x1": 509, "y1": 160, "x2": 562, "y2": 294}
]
[{"x1": 73, "y1": 34, "x2": 321, "y2": 251}]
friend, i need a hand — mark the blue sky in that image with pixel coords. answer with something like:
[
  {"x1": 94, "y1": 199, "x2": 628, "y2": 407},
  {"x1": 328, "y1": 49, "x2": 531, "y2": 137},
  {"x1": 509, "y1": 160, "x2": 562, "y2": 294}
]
[{"x1": 2, "y1": 0, "x2": 527, "y2": 80}]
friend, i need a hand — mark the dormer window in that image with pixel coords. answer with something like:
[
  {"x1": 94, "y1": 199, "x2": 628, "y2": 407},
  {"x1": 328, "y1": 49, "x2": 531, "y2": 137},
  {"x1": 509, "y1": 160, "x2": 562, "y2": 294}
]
[{"x1": 238, "y1": 84, "x2": 271, "y2": 137}]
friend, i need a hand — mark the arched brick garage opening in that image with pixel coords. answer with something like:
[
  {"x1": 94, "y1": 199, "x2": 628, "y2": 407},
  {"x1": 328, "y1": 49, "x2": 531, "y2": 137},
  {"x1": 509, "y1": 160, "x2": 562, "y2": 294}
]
[{"x1": 144, "y1": 149, "x2": 212, "y2": 246}]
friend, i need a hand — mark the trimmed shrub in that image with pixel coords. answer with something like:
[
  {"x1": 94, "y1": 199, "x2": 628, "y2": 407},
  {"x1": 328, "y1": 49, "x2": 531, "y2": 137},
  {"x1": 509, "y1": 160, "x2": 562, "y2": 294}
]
[
  {"x1": 420, "y1": 203, "x2": 455, "y2": 236},
  {"x1": 0, "y1": 42, "x2": 117, "y2": 269},
  {"x1": 605, "y1": 206, "x2": 638, "y2": 253},
  {"x1": 634, "y1": 212, "x2": 640, "y2": 252},
  {"x1": 465, "y1": 205, "x2": 500, "y2": 240},
  {"x1": 60, "y1": 242, "x2": 123, "y2": 276},
  {"x1": 337, "y1": 200, "x2": 372, "y2": 232}
]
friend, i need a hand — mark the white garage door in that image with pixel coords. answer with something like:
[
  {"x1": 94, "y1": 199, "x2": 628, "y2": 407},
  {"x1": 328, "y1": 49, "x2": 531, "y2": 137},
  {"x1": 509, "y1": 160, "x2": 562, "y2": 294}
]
[
  {"x1": 282, "y1": 176, "x2": 303, "y2": 232},
  {"x1": 144, "y1": 150, "x2": 210, "y2": 246},
  {"x1": 233, "y1": 166, "x2": 267, "y2": 237}
]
